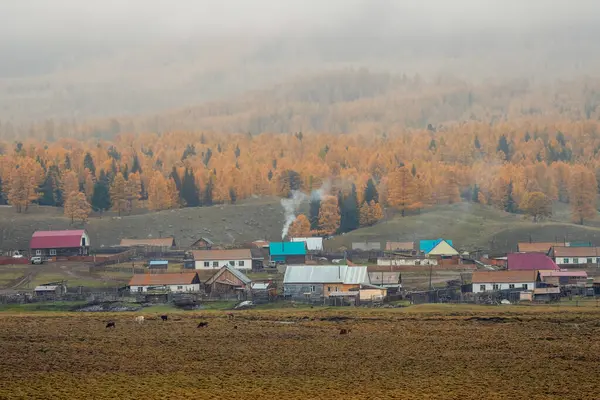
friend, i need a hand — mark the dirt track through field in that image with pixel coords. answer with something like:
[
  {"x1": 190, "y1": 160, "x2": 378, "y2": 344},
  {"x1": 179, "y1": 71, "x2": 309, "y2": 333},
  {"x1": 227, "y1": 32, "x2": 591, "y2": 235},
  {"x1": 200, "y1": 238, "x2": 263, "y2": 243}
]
[{"x1": 1, "y1": 308, "x2": 600, "y2": 399}]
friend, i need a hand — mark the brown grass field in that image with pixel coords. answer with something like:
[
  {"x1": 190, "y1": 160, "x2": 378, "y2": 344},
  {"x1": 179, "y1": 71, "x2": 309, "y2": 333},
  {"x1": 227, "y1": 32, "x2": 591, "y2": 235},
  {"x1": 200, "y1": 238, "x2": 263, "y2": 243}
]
[{"x1": 1, "y1": 305, "x2": 600, "y2": 399}]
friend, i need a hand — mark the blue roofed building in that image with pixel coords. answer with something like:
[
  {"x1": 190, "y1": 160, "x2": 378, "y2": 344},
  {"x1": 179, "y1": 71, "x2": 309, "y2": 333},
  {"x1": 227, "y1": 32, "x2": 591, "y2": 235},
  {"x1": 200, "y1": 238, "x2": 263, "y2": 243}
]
[
  {"x1": 269, "y1": 242, "x2": 307, "y2": 264},
  {"x1": 148, "y1": 260, "x2": 168, "y2": 269},
  {"x1": 419, "y1": 239, "x2": 456, "y2": 256}
]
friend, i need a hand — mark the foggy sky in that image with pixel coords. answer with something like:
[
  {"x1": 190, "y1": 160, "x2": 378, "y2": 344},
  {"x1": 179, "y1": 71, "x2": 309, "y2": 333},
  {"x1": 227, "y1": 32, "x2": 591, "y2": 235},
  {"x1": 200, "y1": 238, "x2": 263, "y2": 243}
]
[{"x1": 1, "y1": 0, "x2": 598, "y2": 44}]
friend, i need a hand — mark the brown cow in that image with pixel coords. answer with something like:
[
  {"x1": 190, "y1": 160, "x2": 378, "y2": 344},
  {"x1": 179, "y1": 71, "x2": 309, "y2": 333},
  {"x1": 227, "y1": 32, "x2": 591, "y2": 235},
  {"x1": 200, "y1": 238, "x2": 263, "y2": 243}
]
[
  {"x1": 106, "y1": 321, "x2": 116, "y2": 329},
  {"x1": 339, "y1": 328, "x2": 351, "y2": 335},
  {"x1": 227, "y1": 313, "x2": 235, "y2": 319},
  {"x1": 197, "y1": 322, "x2": 209, "y2": 328},
  {"x1": 160, "y1": 315, "x2": 168, "y2": 321}
]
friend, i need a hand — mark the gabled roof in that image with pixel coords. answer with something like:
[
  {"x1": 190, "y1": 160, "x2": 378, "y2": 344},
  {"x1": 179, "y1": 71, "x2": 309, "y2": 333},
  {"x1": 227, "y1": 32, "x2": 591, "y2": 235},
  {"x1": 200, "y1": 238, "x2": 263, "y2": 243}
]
[
  {"x1": 385, "y1": 242, "x2": 414, "y2": 251},
  {"x1": 517, "y1": 242, "x2": 563, "y2": 253},
  {"x1": 269, "y1": 242, "x2": 307, "y2": 256},
  {"x1": 419, "y1": 239, "x2": 453, "y2": 254},
  {"x1": 191, "y1": 249, "x2": 252, "y2": 261},
  {"x1": 251, "y1": 282, "x2": 273, "y2": 290},
  {"x1": 120, "y1": 238, "x2": 175, "y2": 247},
  {"x1": 191, "y1": 237, "x2": 214, "y2": 245},
  {"x1": 538, "y1": 270, "x2": 588, "y2": 278},
  {"x1": 283, "y1": 265, "x2": 369, "y2": 285},
  {"x1": 472, "y1": 270, "x2": 537, "y2": 284},
  {"x1": 507, "y1": 253, "x2": 559, "y2": 271},
  {"x1": 30, "y1": 230, "x2": 86, "y2": 249},
  {"x1": 551, "y1": 246, "x2": 600, "y2": 258},
  {"x1": 129, "y1": 272, "x2": 198, "y2": 286},
  {"x1": 428, "y1": 240, "x2": 459, "y2": 256},
  {"x1": 205, "y1": 265, "x2": 251, "y2": 286}
]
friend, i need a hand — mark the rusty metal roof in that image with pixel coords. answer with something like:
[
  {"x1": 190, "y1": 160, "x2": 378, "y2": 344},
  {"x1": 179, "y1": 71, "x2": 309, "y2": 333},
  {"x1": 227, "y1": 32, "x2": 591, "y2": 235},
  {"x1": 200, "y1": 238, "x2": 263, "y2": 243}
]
[
  {"x1": 551, "y1": 246, "x2": 600, "y2": 258},
  {"x1": 472, "y1": 270, "x2": 537, "y2": 284}
]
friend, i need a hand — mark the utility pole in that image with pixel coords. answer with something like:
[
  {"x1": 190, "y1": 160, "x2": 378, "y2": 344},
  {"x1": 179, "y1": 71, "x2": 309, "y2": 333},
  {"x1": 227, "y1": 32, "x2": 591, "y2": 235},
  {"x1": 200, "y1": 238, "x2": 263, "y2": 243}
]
[{"x1": 429, "y1": 262, "x2": 433, "y2": 291}]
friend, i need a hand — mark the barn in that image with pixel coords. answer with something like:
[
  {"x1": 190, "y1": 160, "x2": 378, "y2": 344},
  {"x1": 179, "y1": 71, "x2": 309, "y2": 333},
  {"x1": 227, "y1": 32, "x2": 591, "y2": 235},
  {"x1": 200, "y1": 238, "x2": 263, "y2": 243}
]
[
  {"x1": 30, "y1": 230, "x2": 90, "y2": 258},
  {"x1": 204, "y1": 265, "x2": 252, "y2": 299}
]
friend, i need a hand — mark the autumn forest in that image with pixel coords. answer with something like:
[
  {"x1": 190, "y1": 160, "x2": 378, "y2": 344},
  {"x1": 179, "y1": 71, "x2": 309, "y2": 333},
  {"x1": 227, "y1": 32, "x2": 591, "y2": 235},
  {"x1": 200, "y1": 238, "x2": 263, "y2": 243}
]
[{"x1": 1, "y1": 71, "x2": 600, "y2": 237}]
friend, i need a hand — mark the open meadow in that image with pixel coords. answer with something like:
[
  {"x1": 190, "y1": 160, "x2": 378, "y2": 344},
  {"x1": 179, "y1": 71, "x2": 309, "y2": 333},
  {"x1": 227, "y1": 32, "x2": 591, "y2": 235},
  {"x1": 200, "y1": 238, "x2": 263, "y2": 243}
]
[{"x1": 1, "y1": 305, "x2": 600, "y2": 399}]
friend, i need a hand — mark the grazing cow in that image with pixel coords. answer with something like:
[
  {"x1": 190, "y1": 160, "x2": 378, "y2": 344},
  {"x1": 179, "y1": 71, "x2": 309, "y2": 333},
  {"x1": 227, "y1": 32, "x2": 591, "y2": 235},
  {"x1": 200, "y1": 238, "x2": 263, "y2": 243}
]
[
  {"x1": 160, "y1": 315, "x2": 168, "y2": 321},
  {"x1": 134, "y1": 316, "x2": 145, "y2": 324},
  {"x1": 339, "y1": 328, "x2": 351, "y2": 335},
  {"x1": 197, "y1": 322, "x2": 208, "y2": 328},
  {"x1": 233, "y1": 325, "x2": 238, "y2": 329},
  {"x1": 106, "y1": 321, "x2": 116, "y2": 329},
  {"x1": 227, "y1": 313, "x2": 235, "y2": 319}
]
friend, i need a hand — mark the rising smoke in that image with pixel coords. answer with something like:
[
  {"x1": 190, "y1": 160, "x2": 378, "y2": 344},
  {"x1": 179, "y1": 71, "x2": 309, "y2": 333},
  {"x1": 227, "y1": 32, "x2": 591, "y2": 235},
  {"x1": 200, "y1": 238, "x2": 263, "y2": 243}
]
[{"x1": 280, "y1": 180, "x2": 331, "y2": 239}]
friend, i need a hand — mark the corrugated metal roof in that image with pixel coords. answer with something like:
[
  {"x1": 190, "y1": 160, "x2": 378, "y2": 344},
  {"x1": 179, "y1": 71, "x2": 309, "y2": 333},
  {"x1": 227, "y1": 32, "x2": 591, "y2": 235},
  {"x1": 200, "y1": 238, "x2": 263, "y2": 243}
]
[
  {"x1": 149, "y1": 260, "x2": 168, "y2": 266},
  {"x1": 251, "y1": 282, "x2": 270, "y2": 290},
  {"x1": 191, "y1": 249, "x2": 252, "y2": 261},
  {"x1": 120, "y1": 238, "x2": 175, "y2": 247},
  {"x1": 538, "y1": 270, "x2": 588, "y2": 278},
  {"x1": 205, "y1": 266, "x2": 252, "y2": 286},
  {"x1": 508, "y1": 253, "x2": 559, "y2": 270},
  {"x1": 517, "y1": 242, "x2": 563, "y2": 253},
  {"x1": 284, "y1": 265, "x2": 369, "y2": 284},
  {"x1": 269, "y1": 242, "x2": 307, "y2": 256},
  {"x1": 129, "y1": 272, "x2": 198, "y2": 286},
  {"x1": 386, "y1": 241, "x2": 414, "y2": 251},
  {"x1": 472, "y1": 270, "x2": 537, "y2": 283},
  {"x1": 419, "y1": 239, "x2": 453, "y2": 254},
  {"x1": 30, "y1": 230, "x2": 85, "y2": 249},
  {"x1": 552, "y1": 246, "x2": 600, "y2": 258}
]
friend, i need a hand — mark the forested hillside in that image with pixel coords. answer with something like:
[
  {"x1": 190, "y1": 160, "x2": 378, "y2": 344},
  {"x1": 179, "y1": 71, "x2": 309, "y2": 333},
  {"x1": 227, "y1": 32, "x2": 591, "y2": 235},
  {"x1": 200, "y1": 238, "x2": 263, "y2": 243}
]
[{"x1": 1, "y1": 71, "x2": 600, "y2": 237}]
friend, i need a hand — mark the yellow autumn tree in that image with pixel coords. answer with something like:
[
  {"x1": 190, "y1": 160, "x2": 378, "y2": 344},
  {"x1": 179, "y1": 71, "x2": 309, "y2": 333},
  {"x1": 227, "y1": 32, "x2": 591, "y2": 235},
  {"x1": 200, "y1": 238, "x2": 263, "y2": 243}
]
[
  {"x1": 109, "y1": 172, "x2": 127, "y2": 216},
  {"x1": 7, "y1": 157, "x2": 43, "y2": 213},
  {"x1": 569, "y1": 167, "x2": 597, "y2": 225},
  {"x1": 124, "y1": 172, "x2": 142, "y2": 214},
  {"x1": 521, "y1": 191, "x2": 552, "y2": 222},
  {"x1": 387, "y1": 166, "x2": 415, "y2": 216},
  {"x1": 287, "y1": 214, "x2": 311, "y2": 238},
  {"x1": 83, "y1": 168, "x2": 95, "y2": 203},
  {"x1": 359, "y1": 201, "x2": 384, "y2": 226},
  {"x1": 148, "y1": 171, "x2": 172, "y2": 211},
  {"x1": 318, "y1": 195, "x2": 340, "y2": 235},
  {"x1": 61, "y1": 170, "x2": 80, "y2": 198},
  {"x1": 64, "y1": 191, "x2": 91, "y2": 223}
]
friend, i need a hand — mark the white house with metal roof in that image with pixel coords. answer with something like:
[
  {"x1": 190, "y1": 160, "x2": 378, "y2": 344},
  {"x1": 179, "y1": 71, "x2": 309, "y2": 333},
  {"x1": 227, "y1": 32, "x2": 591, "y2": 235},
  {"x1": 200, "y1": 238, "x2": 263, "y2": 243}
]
[{"x1": 283, "y1": 265, "x2": 369, "y2": 299}]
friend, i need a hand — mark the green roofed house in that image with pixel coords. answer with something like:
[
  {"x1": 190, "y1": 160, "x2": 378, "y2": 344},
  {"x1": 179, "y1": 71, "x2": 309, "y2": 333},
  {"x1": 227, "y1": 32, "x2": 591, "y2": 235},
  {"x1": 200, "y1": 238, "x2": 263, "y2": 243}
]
[{"x1": 269, "y1": 242, "x2": 307, "y2": 265}]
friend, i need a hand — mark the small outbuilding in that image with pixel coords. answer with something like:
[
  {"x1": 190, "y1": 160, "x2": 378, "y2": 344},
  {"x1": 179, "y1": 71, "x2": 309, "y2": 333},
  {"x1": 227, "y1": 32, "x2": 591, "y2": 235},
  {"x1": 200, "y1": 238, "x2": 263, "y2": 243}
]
[
  {"x1": 190, "y1": 237, "x2": 214, "y2": 250},
  {"x1": 269, "y1": 242, "x2": 307, "y2": 264},
  {"x1": 204, "y1": 265, "x2": 252, "y2": 299},
  {"x1": 148, "y1": 260, "x2": 168, "y2": 269},
  {"x1": 30, "y1": 229, "x2": 90, "y2": 258}
]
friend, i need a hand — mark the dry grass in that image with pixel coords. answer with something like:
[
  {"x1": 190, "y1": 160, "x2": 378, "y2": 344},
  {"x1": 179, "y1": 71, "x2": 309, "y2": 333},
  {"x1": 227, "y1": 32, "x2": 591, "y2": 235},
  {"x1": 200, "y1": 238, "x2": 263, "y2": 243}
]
[{"x1": 1, "y1": 306, "x2": 600, "y2": 399}]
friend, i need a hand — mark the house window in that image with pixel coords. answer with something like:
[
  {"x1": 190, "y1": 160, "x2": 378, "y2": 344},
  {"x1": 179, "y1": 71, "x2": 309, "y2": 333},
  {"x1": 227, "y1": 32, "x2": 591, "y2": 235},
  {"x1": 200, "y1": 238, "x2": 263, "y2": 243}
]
[
  {"x1": 327, "y1": 286, "x2": 331, "y2": 292},
  {"x1": 522, "y1": 284, "x2": 528, "y2": 290},
  {"x1": 509, "y1": 284, "x2": 515, "y2": 289},
  {"x1": 335, "y1": 287, "x2": 339, "y2": 292},
  {"x1": 238, "y1": 261, "x2": 245, "y2": 267},
  {"x1": 587, "y1": 258, "x2": 593, "y2": 264},
  {"x1": 50, "y1": 249, "x2": 57, "y2": 256},
  {"x1": 35, "y1": 250, "x2": 41, "y2": 256},
  {"x1": 229, "y1": 261, "x2": 235, "y2": 266},
  {"x1": 137, "y1": 287, "x2": 143, "y2": 292},
  {"x1": 563, "y1": 258, "x2": 569, "y2": 264},
  {"x1": 479, "y1": 285, "x2": 486, "y2": 291},
  {"x1": 204, "y1": 262, "x2": 210, "y2": 267},
  {"x1": 310, "y1": 285, "x2": 316, "y2": 292},
  {"x1": 213, "y1": 261, "x2": 218, "y2": 268},
  {"x1": 177, "y1": 286, "x2": 183, "y2": 290},
  {"x1": 492, "y1": 284, "x2": 499, "y2": 290}
]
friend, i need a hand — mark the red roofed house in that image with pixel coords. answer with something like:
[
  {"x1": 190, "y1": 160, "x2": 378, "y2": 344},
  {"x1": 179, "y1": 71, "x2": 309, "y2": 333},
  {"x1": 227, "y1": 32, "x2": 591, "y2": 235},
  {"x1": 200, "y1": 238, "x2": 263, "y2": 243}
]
[
  {"x1": 30, "y1": 230, "x2": 90, "y2": 258},
  {"x1": 507, "y1": 253, "x2": 559, "y2": 271}
]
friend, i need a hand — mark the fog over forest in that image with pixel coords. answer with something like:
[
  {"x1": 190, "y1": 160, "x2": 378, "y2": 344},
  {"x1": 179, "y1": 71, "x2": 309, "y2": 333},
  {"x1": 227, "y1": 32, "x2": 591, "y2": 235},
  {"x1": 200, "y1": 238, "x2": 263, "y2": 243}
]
[{"x1": 1, "y1": 0, "x2": 599, "y2": 121}]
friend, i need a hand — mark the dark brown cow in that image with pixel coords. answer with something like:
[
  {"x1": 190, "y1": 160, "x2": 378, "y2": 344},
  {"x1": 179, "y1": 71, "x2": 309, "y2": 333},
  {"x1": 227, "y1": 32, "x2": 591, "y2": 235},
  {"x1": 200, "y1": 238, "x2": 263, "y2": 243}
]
[
  {"x1": 339, "y1": 328, "x2": 351, "y2": 335},
  {"x1": 160, "y1": 315, "x2": 168, "y2": 321},
  {"x1": 227, "y1": 313, "x2": 235, "y2": 319},
  {"x1": 106, "y1": 321, "x2": 116, "y2": 329},
  {"x1": 197, "y1": 322, "x2": 209, "y2": 328}
]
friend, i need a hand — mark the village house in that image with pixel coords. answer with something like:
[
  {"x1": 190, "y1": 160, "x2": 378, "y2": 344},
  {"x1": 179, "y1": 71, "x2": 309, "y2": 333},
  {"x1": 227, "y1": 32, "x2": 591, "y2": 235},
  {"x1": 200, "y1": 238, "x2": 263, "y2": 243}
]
[
  {"x1": 30, "y1": 229, "x2": 90, "y2": 258},
  {"x1": 120, "y1": 237, "x2": 176, "y2": 251},
  {"x1": 128, "y1": 272, "x2": 201, "y2": 293},
  {"x1": 269, "y1": 242, "x2": 306, "y2": 264},
  {"x1": 471, "y1": 270, "x2": 538, "y2": 293},
  {"x1": 352, "y1": 242, "x2": 382, "y2": 251},
  {"x1": 189, "y1": 237, "x2": 214, "y2": 250},
  {"x1": 190, "y1": 249, "x2": 252, "y2": 270},
  {"x1": 517, "y1": 242, "x2": 565, "y2": 253},
  {"x1": 34, "y1": 282, "x2": 67, "y2": 297},
  {"x1": 419, "y1": 239, "x2": 459, "y2": 257},
  {"x1": 549, "y1": 246, "x2": 600, "y2": 267},
  {"x1": 204, "y1": 265, "x2": 252, "y2": 299},
  {"x1": 377, "y1": 257, "x2": 437, "y2": 267},
  {"x1": 283, "y1": 265, "x2": 369, "y2": 299},
  {"x1": 507, "y1": 253, "x2": 559, "y2": 271},
  {"x1": 538, "y1": 270, "x2": 588, "y2": 287},
  {"x1": 291, "y1": 237, "x2": 324, "y2": 252},
  {"x1": 385, "y1": 241, "x2": 416, "y2": 254},
  {"x1": 251, "y1": 281, "x2": 277, "y2": 301}
]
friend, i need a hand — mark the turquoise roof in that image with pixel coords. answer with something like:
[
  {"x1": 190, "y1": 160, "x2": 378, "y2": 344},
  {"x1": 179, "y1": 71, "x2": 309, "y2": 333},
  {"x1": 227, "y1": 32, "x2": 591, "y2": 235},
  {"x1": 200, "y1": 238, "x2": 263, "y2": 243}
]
[
  {"x1": 419, "y1": 239, "x2": 453, "y2": 254},
  {"x1": 269, "y1": 242, "x2": 307, "y2": 256},
  {"x1": 149, "y1": 260, "x2": 168, "y2": 266}
]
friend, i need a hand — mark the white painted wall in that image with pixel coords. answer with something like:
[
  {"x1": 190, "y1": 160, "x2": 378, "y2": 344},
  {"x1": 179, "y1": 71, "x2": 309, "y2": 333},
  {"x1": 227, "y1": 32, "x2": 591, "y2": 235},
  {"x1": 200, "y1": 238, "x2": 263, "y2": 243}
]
[
  {"x1": 130, "y1": 284, "x2": 200, "y2": 293},
  {"x1": 291, "y1": 237, "x2": 323, "y2": 251},
  {"x1": 194, "y1": 259, "x2": 252, "y2": 270},
  {"x1": 555, "y1": 257, "x2": 599, "y2": 266},
  {"x1": 377, "y1": 258, "x2": 438, "y2": 266},
  {"x1": 472, "y1": 281, "x2": 535, "y2": 294}
]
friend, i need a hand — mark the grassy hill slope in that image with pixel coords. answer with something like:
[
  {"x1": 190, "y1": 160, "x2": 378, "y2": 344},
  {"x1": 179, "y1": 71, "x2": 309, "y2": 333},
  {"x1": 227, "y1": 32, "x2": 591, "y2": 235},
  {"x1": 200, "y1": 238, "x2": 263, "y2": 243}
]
[{"x1": 1, "y1": 200, "x2": 600, "y2": 254}]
